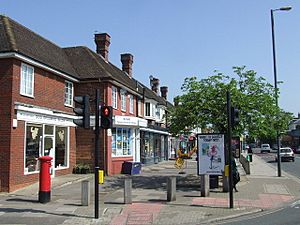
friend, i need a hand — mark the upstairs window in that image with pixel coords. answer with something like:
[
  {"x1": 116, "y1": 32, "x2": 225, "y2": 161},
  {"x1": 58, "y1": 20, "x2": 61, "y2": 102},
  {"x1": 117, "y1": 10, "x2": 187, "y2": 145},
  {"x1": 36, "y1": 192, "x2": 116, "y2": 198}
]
[
  {"x1": 64, "y1": 81, "x2": 73, "y2": 106},
  {"x1": 145, "y1": 102, "x2": 151, "y2": 116},
  {"x1": 138, "y1": 100, "x2": 142, "y2": 116},
  {"x1": 112, "y1": 86, "x2": 118, "y2": 109},
  {"x1": 20, "y1": 63, "x2": 34, "y2": 97},
  {"x1": 121, "y1": 90, "x2": 126, "y2": 112},
  {"x1": 129, "y1": 95, "x2": 134, "y2": 114}
]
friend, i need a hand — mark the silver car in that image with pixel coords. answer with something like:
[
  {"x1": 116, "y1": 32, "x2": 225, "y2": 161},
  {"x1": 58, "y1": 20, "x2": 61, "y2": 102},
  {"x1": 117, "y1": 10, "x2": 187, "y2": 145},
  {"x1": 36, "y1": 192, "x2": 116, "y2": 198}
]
[{"x1": 275, "y1": 147, "x2": 295, "y2": 162}]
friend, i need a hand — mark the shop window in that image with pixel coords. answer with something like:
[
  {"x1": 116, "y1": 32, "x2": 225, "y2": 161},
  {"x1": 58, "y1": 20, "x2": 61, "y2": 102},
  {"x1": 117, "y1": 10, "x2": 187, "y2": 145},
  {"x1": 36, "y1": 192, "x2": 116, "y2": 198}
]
[
  {"x1": 25, "y1": 124, "x2": 42, "y2": 173},
  {"x1": 20, "y1": 63, "x2": 34, "y2": 97},
  {"x1": 112, "y1": 128, "x2": 132, "y2": 157},
  {"x1": 55, "y1": 127, "x2": 68, "y2": 168},
  {"x1": 25, "y1": 124, "x2": 69, "y2": 173}
]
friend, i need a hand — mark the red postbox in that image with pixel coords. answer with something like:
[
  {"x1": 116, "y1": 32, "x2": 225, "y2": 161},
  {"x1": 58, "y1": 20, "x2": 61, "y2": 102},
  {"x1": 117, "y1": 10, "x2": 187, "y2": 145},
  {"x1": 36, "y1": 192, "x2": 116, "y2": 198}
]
[{"x1": 38, "y1": 156, "x2": 52, "y2": 203}]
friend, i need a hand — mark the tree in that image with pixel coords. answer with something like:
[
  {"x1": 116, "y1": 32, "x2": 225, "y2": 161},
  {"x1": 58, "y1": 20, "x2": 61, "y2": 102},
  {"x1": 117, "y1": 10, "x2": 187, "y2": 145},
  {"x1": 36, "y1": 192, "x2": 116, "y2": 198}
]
[{"x1": 169, "y1": 66, "x2": 293, "y2": 140}]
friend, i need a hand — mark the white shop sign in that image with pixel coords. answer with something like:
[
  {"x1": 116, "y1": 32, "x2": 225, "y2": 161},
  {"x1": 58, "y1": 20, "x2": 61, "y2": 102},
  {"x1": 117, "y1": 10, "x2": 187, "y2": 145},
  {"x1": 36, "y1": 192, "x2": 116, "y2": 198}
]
[
  {"x1": 17, "y1": 111, "x2": 75, "y2": 127},
  {"x1": 114, "y1": 115, "x2": 147, "y2": 127}
]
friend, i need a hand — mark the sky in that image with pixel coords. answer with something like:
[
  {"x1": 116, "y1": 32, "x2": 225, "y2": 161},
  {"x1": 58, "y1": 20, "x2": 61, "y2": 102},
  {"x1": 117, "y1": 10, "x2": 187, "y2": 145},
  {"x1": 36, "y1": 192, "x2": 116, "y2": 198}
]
[{"x1": 1, "y1": 0, "x2": 300, "y2": 116}]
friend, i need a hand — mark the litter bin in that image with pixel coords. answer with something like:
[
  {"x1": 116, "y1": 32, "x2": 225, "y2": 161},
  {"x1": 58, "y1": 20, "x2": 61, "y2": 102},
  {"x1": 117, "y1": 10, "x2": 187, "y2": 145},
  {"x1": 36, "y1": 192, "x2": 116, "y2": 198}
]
[
  {"x1": 122, "y1": 161, "x2": 142, "y2": 175},
  {"x1": 209, "y1": 175, "x2": 219, "y2": 189},
  {"x1": 247, "y1": 154, "x2": 253, "y2": 162}
]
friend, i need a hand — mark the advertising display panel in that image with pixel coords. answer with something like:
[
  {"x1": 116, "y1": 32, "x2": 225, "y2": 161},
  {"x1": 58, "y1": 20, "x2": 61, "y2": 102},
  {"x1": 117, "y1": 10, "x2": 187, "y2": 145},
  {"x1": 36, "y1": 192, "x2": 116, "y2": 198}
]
[{"x1": 197, "y1": 134, "x2": 225, "y2": 175}]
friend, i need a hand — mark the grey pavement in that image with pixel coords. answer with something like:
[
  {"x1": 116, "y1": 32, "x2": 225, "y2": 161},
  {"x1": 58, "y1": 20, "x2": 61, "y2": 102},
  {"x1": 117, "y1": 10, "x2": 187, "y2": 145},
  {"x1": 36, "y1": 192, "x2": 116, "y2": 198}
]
[{"x1": 1, "y1": 154, "x2": 300, "y2": 225}]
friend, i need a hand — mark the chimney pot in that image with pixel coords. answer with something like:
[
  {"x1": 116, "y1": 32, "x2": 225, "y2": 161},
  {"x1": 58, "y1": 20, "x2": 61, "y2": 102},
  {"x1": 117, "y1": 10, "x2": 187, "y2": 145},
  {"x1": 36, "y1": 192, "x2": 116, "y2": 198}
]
[
  {"x1": 150, "y1": 77, "x2": 160, "y2": 94},
  {"x1": 160, "y1": 86, "x2": 168, "y2": 100},
  {"x1": 121, "y1": 53, "x2": 134, "y2": 78},
  {"x1": 94, "y1": 33, "x2": 111, "y2": 61}
]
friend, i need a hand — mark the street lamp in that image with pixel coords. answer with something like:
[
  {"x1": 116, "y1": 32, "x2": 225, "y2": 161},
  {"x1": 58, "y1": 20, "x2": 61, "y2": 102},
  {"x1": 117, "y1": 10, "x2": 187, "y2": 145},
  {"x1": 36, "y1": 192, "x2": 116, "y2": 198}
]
[{"x1": 271, "y1": 6, "x2": 292, "y2": 177}]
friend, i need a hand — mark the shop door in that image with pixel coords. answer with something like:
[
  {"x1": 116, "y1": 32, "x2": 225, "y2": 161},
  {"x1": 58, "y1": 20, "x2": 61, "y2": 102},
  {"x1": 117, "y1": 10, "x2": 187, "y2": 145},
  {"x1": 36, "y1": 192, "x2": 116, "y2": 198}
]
[{"x1": 43, "y1": 136, "x2": 55, "y2": 177}]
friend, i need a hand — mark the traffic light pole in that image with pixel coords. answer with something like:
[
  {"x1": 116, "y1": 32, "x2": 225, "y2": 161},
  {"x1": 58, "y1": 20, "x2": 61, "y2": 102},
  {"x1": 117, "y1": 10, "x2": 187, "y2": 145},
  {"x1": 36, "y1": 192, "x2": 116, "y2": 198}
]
[
  {"x1": 94, "y1": 89, "x2": 100, "y2": 219},
  {"x1": 226, "y1": 91, "x2": 234, "y2": 208}
]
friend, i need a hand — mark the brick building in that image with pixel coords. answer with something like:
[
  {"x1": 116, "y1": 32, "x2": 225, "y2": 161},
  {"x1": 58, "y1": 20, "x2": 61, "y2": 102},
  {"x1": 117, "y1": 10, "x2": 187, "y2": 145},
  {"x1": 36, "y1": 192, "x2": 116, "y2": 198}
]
[{"x1": 0, "y1": 15, "x2": 171, "y2": 192}]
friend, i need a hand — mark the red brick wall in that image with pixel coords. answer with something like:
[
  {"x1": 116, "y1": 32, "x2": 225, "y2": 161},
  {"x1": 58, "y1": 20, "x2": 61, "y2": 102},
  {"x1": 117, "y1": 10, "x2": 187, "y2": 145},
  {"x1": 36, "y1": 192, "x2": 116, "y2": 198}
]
[
  {"x1": 12, "y1": 60, "x2": 73, "y2": 113},
  {"x1": 0, "y1": 58, "x2": 13, "y2": 192},
  {"x1": 0, "y1": 58, "x2": 77, "y2": 192},
  {"x1": 74, "y1": 82, "x2": 107, "y2": 172}
]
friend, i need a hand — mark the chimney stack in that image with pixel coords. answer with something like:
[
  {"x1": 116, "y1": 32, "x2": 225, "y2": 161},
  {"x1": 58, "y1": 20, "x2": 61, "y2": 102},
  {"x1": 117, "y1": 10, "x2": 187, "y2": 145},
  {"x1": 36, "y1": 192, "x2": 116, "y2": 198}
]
[
  {"x1": 94, "y1": 33, "x2": 110, "y2": 61},
  {"x1": 121, "y1": 53, "x2": 134, "y2": 78},
  {"x1": 160, "y1": 86, "x2": 168, "y2": 100},
  {"x1": 150, "y1": 76, "x2": 160, "y2": 94}
]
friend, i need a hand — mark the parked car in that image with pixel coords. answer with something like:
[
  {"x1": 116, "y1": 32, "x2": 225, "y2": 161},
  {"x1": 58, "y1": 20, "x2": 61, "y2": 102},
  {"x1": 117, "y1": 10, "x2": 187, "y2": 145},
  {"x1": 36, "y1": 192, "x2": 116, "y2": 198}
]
[
  {"x1": 294, "y1": 146, "x2": 300, "y2": 154},
  {"x1": 275, "y1": 147, "x2": 295, "y2": 162},
  {"x1": 261, "y1": 144, "x2": 271, "y2": 153}
]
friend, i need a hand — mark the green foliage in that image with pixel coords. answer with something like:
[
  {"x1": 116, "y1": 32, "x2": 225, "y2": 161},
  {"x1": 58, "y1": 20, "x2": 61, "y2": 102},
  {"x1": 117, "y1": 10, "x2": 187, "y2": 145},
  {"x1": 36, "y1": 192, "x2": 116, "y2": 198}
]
[{"x1": 169, "y1": 66, "x2": 293, "y2": 140}]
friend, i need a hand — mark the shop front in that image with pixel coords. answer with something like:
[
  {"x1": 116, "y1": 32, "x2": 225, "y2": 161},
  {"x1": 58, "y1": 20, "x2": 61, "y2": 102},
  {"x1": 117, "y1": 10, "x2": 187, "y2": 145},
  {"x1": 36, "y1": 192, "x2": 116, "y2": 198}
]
[
  {"x1": 15, "y1": 104, "x2": 76, "y2": 177},
  {"x1": 140, "y1": 127, "x2": 169, "y2": 164},
  {"x1": 110, "y1": 115, "x2": 147, "y2": 174}
]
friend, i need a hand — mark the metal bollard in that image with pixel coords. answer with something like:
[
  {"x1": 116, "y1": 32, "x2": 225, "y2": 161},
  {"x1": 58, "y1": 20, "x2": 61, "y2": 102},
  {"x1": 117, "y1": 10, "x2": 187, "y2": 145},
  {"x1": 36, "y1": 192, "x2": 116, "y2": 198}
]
[
  {"x1": 167, "y1": 177, "x2": 176, "y2": 202},
  {"x1": 81, "y1": 180, "x2": 90, "y2": 206},
  {"x1": 124, "y1": 178, "x2": 132, "y2": 204},
  {"x1": 200, "y1": 174, "x2": 210, "y2": 197}
]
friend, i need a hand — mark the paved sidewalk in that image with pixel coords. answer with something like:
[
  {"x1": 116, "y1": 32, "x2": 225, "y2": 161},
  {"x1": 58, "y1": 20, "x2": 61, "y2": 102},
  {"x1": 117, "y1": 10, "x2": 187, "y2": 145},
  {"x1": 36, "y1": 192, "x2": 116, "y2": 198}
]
[{"x1": 0, "y1": 154, "x2": 300, "y2": 225}]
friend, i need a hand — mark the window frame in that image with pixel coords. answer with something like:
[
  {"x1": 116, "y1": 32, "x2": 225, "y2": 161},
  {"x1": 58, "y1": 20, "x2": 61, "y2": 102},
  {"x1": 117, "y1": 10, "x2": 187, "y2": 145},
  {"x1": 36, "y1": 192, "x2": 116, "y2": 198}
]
[
  {"x1": 64, "y1": 81, "x2": 73, "y2": 107},
  {"x1": 145, "y1": 102, "x2": 151, "y2": 117},
  {"x1": 112, "y1": 127, "x2": 132, "y2": 157},
  {"x1": 20, "y1": 63, "x2": 34, "y2": 97},
  {"x1": 112, "y1": 86, "x2": 118, "y2": 109},
  {"x1": 121, "y1": 90, "x2": 126, "y2": 112},
  {"x1": 24, "y1": 122, "x2": 70, "y2": 175},
  {"x1": 129, "y1": 95, "x2": 134, "y2": 114}
]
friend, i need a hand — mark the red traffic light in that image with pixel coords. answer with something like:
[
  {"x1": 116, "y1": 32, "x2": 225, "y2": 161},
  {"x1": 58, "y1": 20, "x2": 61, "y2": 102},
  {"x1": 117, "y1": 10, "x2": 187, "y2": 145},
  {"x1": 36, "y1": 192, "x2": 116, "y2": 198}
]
[
  {"x1": 101, "y1": 106, "x2": 113, "y2": 129},
  {"x1": 102, "y1": 107, "x2": 110, "y2": 116}
]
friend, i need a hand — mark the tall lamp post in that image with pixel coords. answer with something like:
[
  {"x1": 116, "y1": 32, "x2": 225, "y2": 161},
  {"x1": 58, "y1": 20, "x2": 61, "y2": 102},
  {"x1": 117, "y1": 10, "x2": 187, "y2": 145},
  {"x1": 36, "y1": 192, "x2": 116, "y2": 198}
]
[{"x1": 271, "y1": 6, "x2": 292, "y2": 177}]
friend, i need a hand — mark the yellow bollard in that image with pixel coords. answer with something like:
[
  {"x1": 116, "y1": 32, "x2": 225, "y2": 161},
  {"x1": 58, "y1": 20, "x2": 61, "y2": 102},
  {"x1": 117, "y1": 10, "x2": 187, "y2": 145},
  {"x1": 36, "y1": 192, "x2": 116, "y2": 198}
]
[
  {"x1": 99, "y1": 170, "x2": 104, "y2": 184},
  {"x1": 224, "y1": 165, "x2": 229, "y2": 176}
]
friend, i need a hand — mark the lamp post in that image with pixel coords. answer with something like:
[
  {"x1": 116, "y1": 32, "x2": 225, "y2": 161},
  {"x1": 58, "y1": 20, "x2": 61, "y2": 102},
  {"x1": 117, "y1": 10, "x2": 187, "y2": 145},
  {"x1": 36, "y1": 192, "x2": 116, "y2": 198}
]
[{"x1": 271, "y1": 6, "x2": 291, "y2": 177}]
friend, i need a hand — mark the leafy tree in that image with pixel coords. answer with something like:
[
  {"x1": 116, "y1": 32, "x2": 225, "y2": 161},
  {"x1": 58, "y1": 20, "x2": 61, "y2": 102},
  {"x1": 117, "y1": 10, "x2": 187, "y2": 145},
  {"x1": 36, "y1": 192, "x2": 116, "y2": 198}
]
[{"x1": 169, "y1": 66, "x2": 293, "y2": 140}]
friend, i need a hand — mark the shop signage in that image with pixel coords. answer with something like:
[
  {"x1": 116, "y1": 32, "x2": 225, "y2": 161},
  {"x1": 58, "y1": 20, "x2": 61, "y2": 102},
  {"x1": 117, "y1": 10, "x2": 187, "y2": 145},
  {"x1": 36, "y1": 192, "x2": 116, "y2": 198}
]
[
  {"x1": 114, "y1": 116, "x2": 147, "y2": 127},
  {"x1": 17, "y1": 111, "x2": 75, "y2": 127},
  {"x1": 197, "y1": 133, "x2": 225, "y2": 175}
]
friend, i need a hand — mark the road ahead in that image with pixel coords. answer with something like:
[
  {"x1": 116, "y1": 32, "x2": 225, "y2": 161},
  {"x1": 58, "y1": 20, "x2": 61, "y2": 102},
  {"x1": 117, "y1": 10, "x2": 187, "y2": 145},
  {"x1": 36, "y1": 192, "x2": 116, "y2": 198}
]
[
  {"x1": 219, "y1": 153, "x2": 300, "y2": 225},
  {"x1": 220, "y1": 200, "x2": 300, "y2": 225},
  {"x1": 256, "y1": 152, "x2": 300, "y2": 178}
]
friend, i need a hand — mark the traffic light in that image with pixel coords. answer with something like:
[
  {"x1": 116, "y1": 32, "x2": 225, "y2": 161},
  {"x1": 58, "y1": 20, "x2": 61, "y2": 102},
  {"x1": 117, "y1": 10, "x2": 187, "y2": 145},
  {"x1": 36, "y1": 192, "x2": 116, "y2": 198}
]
[
  {"x1": 73, "y1": 95, "x2": 90, "y2": 129},
  {"x1": 100, "y1": 106, "x2": 113, "y2": 129},
  {"x1": 231, "y1": 107, "x2": 239, "y2": 127}
]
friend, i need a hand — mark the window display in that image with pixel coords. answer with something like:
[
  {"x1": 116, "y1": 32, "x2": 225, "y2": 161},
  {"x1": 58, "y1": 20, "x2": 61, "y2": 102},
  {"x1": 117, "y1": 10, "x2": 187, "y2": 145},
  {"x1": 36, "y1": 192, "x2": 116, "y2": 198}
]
[
  {"x1": 25, "y1": 124, "x2": 42, "y2": 172},
  {"x1": 112, "y1": 128, "x2": 132, "y2": 157},
  {"x1": 25, "y1": 123, "x2": 69, "y2": 173}
]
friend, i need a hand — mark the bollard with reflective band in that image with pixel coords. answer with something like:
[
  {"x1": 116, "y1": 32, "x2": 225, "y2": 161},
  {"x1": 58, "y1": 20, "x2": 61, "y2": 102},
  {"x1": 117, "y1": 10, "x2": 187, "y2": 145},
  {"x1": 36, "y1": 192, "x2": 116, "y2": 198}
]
[
  {"x1": 99, "y1": 170, "x2": 104, "y2": 184},
  {"x1": 38, "y1": 156, "x2": 52, "y2": 203},
  {"x1": 224, "y1": 165, "x2": 229, "y2": 176}
]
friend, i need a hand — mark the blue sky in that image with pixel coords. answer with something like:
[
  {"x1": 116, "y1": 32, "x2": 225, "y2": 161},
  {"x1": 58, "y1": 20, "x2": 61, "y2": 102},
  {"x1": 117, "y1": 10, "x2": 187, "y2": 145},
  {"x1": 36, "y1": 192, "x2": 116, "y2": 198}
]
[{"x1": 1, "y1": 1, "x2": 299, "y2": 116}]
